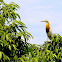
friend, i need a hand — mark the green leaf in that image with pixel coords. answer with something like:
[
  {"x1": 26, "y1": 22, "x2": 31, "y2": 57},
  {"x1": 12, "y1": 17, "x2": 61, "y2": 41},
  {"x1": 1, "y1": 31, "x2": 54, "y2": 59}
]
[
  {"x1": 30, "y1": 58, "x2": 38, "y2": 62},
  {"x1": 16, "y1": 13, "x2": 21, "y2": 20},
  {"x1": 2, "y1": 52, "x2": 10, "y2": 61},
  {"x1": 0, "y1": 0, "x2": 3, "y2": 2},
  {"x1": 9, "y1": 45, "x2": 11, "y2": 50},
  {"x1": 0, "y1": 24, "x2": 3, "y2": 30},
  {"x1": 22, "y1": 55, "x2": 29, "y2": 61},
  {"x1": 53, "y1": 54, "x2": 57, "y2": 58},
  {"x1": 14, "y1": 55, "x2": 17, "y2": 62},
  {"x1": 0, "y1": 51, "x2": 2, "y2": 59},
  {"x1": 18, "y1": 58, "x2": 24, "y2": 62},
  {"x1": 12, "y1": 44, "x2": 17, "y2": 50}
]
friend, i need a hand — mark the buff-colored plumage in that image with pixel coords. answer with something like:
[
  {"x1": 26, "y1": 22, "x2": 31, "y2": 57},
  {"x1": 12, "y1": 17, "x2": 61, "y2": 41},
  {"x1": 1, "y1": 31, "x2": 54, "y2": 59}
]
[{"x1": 41, "y1": 20, "x2": 52, "y2": 40}]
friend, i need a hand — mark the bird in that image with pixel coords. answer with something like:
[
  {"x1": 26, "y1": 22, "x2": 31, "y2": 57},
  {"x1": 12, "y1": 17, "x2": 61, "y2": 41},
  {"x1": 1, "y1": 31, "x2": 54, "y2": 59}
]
[{"x1": 41, "y1": 20, "x2": 52, "y2": 41}]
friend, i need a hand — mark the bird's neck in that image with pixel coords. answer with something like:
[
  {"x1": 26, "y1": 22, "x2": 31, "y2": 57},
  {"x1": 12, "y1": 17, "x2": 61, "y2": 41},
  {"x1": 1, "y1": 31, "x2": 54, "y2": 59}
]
[
  {"x1": 46, "y1": 22, "x2": 50, "y2": 29},
  {"x1": 46, "y1": 22, "x2": 49, "y2": 25}
]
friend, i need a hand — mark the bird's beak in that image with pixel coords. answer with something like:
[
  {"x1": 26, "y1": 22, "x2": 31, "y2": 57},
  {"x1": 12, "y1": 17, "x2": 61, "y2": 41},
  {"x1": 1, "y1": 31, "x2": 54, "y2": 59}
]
[{"x1": 41, "y1": 21, "x2": 45, "y2": 22}]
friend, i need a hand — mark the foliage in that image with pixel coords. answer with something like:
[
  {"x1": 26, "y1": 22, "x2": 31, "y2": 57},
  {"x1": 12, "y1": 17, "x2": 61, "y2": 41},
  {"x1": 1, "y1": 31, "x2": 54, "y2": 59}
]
[
  {"x1": 0, "y1": 1, "x2": 33, "y2": 62},
  {"x1": 0, "y1": 0, "x2": 62, "y2": 62},
  {"x1": 19, "y1": 34, "x2": 62, "y2": 62}
]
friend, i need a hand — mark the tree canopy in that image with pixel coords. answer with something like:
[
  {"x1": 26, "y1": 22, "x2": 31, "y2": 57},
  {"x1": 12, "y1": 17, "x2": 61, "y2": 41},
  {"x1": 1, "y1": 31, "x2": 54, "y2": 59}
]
[{"x1": 0, "y1": 1, "x2": 33, "y2": 62}]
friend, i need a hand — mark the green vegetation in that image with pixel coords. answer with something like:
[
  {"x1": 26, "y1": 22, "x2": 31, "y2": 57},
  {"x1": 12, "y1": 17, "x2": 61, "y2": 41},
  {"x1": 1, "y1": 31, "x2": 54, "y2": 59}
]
[
  {"x1": 0, "y1": 0, "x2": 62, "y2": 62},
  {"x1": 19, "y1": 34, "x2": 62, "y2": 62},
  {"x1": 0, "y1": 0, "x2": 33, "y2": 62}
]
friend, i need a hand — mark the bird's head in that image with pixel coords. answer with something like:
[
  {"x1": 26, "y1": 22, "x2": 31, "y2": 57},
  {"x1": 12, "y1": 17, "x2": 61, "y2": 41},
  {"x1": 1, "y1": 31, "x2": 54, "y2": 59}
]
[{"x1": 41, "y1": 20, "x2": 49, "y2": 23}]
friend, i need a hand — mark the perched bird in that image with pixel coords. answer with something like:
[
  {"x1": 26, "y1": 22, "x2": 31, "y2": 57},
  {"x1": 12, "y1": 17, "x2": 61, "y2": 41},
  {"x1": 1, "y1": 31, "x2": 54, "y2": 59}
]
[{"x1": 41, "y1": 20, "x2": 52, "y2": 40}]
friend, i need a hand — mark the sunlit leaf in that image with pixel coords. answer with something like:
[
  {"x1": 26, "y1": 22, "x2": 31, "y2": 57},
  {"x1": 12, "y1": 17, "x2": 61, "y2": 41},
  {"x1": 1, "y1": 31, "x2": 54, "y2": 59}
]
[
  {"x1": 30, "y1": 58, "x2": 38, "y2": 62},
  {"x1": 12, "y1": 44, "x2": 17, "y2": 50},
  {"x1": 9, "y1": 45, "x2": 11, "y2": 50},
  {"x1": 18, "y1": 58, "x2": 24, "y2": 62},
  {"x1": 0, "y1": 51, "x2": 2, "y2": 59}
]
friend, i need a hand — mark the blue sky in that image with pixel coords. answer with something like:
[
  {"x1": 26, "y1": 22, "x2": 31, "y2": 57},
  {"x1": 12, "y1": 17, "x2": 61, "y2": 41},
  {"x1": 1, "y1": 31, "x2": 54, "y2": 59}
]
[{"x1": 4, "y1": 0, "x2": 62, "y2": 45}]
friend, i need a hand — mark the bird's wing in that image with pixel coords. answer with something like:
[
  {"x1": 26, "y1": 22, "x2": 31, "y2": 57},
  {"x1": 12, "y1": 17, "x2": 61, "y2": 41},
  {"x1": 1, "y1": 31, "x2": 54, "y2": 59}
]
[{"x1": 47, "y1": 28, "x2": 52, "y2": 40}]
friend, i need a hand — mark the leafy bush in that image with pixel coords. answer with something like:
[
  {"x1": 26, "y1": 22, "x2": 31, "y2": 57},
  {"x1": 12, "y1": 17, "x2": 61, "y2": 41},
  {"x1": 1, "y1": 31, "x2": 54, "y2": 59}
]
[{"x1": 19, "y1": 34, "x2": 62, "y2": 62}]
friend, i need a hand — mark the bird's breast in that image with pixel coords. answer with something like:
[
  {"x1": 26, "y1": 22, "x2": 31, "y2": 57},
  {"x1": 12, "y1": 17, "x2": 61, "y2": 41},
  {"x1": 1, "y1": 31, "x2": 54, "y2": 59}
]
[
  {"x1": 46, "y1": 23, "x2": 50, "y2": 33},
  {"x1": 46, "y1": 28, "x2": 49, "y2": 33}
]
